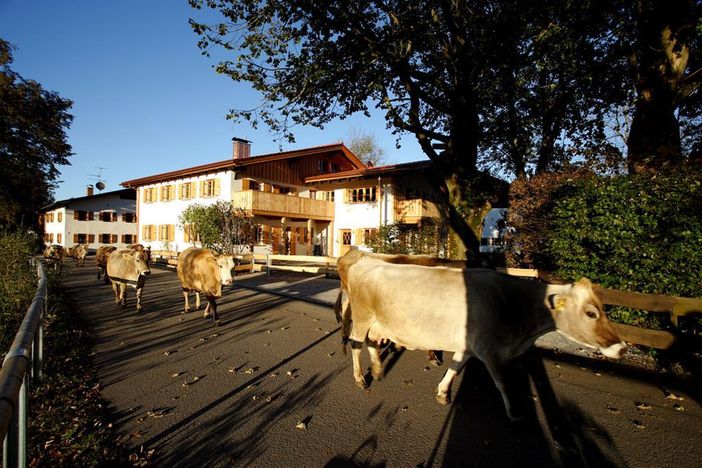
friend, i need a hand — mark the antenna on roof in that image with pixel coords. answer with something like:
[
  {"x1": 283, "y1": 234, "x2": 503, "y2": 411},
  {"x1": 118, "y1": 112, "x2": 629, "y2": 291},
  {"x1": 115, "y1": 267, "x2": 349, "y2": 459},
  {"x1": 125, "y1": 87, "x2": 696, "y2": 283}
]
[{"x1": 87, "y1": 166, "x2": 107, "y2": 192}]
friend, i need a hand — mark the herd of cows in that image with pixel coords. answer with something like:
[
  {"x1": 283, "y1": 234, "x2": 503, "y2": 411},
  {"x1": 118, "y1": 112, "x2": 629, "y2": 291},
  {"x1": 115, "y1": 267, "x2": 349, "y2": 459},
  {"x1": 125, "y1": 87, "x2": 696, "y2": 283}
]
[{"x1": 41, "y1": 245, "x2": 627, "y2": 420}]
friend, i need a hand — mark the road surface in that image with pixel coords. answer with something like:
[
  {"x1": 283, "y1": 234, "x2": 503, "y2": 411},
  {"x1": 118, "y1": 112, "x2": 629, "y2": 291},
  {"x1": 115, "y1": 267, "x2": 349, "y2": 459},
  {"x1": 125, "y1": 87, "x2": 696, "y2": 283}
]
[{"x1": 62, "y1": 264, "x2": 702, "y2": 467}]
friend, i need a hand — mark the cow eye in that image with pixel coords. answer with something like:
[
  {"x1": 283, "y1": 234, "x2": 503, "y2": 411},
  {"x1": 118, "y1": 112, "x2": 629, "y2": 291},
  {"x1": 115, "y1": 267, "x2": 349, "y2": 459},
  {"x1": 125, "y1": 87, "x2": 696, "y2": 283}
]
[{"x1": 585, "y1": 311, "x2": 597, "y2": 319}]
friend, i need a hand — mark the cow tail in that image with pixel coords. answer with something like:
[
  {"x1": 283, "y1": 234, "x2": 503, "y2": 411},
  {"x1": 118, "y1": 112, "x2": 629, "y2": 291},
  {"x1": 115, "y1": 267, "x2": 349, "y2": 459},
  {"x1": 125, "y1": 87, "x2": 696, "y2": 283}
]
[{"x1": 333, "y1": 289, "x2": 343, "y2": 324}]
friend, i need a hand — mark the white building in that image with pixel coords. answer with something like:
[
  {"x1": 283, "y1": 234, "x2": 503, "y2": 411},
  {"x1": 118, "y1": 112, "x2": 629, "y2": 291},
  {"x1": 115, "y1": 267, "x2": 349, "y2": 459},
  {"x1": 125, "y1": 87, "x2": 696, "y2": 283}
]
[
  {"x1": 121, "y1": 139, "x2": 451, "y2": 258},
  {"x1": 40, "y1": 187, "x2": 138, "y2": 251}
]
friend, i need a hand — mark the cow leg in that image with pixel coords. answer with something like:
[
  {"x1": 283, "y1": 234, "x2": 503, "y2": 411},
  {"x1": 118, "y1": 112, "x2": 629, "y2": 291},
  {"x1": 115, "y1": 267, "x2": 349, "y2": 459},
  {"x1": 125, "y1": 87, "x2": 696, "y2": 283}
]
[
  {"x1": 203, "y1": 297, "x2": 217, "y2": 322},
  {"x1": 436, "y1": 351, "x2": 470, "y2": 405},
  {"x1": 194, "y1": 292, "x2": 201, "y2": 311},
  {"x1": 427, "y1": 350, "x2": 442, "y2": 366},
  {"x1": 483, "y1": 356, "x2": 521, "y2": 422},
  {"x1": 119, "y1": 283, "x2": 127, "y2": 307},
  {"x1": 350, "y1": 340, "x2": 367, "y2": 389},
  {"x1": 111, "y1": 282, "x2": 120, "y2": 305},
  {"x1": 182, "y1": 289, "x2": 190, "y2": 313},
  {"x1": 135, "y1": 286, "x2": 143, "y2": 312},
  {"x1": 367, "y1": 340, "x2": 384, "y2": 380}
]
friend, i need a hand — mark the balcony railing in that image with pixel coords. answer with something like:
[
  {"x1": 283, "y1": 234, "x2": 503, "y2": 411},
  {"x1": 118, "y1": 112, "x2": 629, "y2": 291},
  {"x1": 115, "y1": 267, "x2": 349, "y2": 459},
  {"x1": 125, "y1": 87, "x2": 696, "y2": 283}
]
[
  {"x1": 394, "y1": 198, "x2": 441, "y2": 222},
  {"x1": 232, "y1": 190, "x2": 335, "y2": 220}
]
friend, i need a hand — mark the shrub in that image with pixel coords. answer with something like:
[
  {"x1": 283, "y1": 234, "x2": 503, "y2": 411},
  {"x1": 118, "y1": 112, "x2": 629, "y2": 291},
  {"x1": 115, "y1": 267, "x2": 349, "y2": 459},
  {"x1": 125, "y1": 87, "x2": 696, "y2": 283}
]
[
  {"x1": 368, "y1": 218, "x2": 452, "y2": 257},
  {"x1": 0, "y1": 230, "x2": 39, "y2": 347},
  {"x1": 546, "y1": 170, "x2": 702, "y2": 328}
]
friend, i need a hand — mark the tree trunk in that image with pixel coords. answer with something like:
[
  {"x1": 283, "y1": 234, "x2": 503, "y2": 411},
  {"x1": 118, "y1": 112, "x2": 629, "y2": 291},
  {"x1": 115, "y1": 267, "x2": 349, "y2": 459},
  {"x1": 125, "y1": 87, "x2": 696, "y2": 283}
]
[{"x1": 627, "y1": 0, "x2": 691, "y2": 173}]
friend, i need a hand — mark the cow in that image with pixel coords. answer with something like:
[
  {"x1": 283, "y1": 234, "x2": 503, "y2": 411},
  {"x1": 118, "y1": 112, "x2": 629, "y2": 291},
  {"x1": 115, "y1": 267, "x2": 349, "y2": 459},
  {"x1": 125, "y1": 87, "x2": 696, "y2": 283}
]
[
  {"x1": 128, "y1": 243, "x2": 151, "y2": 265},
  {"x1": 73, "y1": 243, "x2": 89, "y2": 267},
  {"x1": 343, "y1": 260, "x2": 626, "y2": 421},
  {"x1": 106, "y1": 249, "x2": 151, "y2": 311},
  {"x1": 176, "y1": 247, "x2": 236, "y2": 324},
  {"x1": 43, "y1": 244, "x2": 65, "y2": 272},
  {"x1": 95, "y1": 246, "x2": 117, "y2": 283},
  {"x1": 335, "y1": 250, "x2": 465, "y2": 365}
]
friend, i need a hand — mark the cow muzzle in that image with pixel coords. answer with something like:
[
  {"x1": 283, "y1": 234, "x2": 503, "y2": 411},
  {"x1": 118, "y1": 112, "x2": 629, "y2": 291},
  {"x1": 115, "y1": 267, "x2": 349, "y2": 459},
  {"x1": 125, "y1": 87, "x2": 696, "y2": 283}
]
[{"x1": 599, "y1": 341, "x2": 627, "y2": 359}]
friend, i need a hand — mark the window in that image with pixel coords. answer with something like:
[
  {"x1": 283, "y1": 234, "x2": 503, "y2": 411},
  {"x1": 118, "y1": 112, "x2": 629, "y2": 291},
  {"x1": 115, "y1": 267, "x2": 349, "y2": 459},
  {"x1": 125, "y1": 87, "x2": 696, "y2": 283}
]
[
  {"x1": 45, "y1": 212, "x2": 54, "y2": 223},
  {"x1": 74, "y1": 234, "x2": 95, "y2": 244},
  {"x1": 279, "y1": 186, "x2": 296, "y2": 195},
  {"x1": 363, "y1": 228, "x2": 377, "y2": 245},
  {"x1": 56, "y1": 233, "x2": 62, "y2": 244},
  {"x1": 346, "y1": 187, "x2": 377, "y2": 203},
  {"x1": 99, "y1": 211, "x2": 117, "y2": 222},
  {"x1": 122, "y1": 234, "x2": 136, "y2": 244},
  {"x1": 45, "y1": 233, "x2": 54, "y2": 243},
  {"x1": 160, "y1": 184, "x2": 176, "y2": 201},
  {"x1": 142, "y1": 225, "x2": 156, "y2": 241},
  {"x1": 309, "y1": 190, "x2": 317, "y2": 200},
  {"x1": 159, "y1": 224, "x2": 175, "y2": 242},
  {"x1": 122, "y1": 212, "x2": 137, "y2": 223},
  {"x1": 100, "y1": 234, "x2": 118, "y2": 244},
  {"x1": 201, "y1": 178, "x2": 219, "y2": 198},
  {"x1": 57, "y1": 212, "x2": 63, "y2": 222},
  {"x1": 74, "y1": 210, "x2": 94, "y2": 221},
  {"x1": 179, "y1": 182, "x2": 194, "y2": 200},
  {"x1": 183, "y1": 224, "x2": 200, "y2": 243},
  {"x1": 143, "y1": 187, "x2": 157, "y2": 203},
  {"x1": 323, "y1": 191, "x2": 335, "y2": 202}
]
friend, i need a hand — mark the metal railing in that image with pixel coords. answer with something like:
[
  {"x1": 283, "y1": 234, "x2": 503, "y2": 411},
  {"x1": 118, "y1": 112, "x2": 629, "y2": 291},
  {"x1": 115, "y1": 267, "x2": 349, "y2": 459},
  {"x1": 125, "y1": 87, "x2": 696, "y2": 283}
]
[{"x1": 0, "y1": 260, "x2": 46, "y2": 468}]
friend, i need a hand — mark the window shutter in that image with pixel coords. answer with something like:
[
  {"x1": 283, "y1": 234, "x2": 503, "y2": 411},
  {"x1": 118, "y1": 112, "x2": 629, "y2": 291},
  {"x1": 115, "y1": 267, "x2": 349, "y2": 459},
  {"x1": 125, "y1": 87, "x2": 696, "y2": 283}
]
[
  {"x1": 88, "y1": 211, "x2": 94, "y2": 221},
  {"x1": 73, "y1": 234, "x2": 78, "y2": 243},
  {"x1": 112, "y1": 212, "x2": 117, "y2": 222},
  {"x1": 111, "y1": 234, "x2": 118, "y2": 243},
  {"x1": 88, "y1": 234, "x2": 95, "y2": 243},
  {"x1": 143, "y1": 225, "x2": 148, "y2": 240},
  {"x1": 214, "y1": 179, "x2": 221, "y2": 196},
  {"x1": 169, "y1": 225, "x2": 175, "y2": 242},
  {"x1": 74, "y1": 211, "x2": 79, "y2": 220},
  {"x1": 354, "y1": 229, "x2": 363, "y2": 245}
]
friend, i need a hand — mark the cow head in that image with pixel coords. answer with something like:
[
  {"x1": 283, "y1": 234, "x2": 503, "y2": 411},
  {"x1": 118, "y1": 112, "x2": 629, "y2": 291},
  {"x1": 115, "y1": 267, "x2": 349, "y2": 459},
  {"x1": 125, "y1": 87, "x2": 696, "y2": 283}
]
[
  {"x1": 124, "y1": 251, "x2": 151, "y2": 276},
  {"x1": 217, "y1": 255, "x2": 236, "y2": 286},
  {"x1": 549, "y1": 278, "x2": 626, "y2": 359}
]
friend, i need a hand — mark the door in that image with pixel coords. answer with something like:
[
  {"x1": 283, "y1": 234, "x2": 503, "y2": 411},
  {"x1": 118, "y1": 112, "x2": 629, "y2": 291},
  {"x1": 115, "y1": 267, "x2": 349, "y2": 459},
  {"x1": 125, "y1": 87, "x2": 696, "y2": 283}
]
[{"x1": 340, "y1": 229, "x2": 352, "y2": 256}]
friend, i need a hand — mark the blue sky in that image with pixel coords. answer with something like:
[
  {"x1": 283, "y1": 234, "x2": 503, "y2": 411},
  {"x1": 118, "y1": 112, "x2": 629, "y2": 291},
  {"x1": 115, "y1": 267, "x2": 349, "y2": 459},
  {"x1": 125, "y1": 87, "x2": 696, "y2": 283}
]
[{"x1": 0, "y1": 1, "x2": 424, "y2": 201}]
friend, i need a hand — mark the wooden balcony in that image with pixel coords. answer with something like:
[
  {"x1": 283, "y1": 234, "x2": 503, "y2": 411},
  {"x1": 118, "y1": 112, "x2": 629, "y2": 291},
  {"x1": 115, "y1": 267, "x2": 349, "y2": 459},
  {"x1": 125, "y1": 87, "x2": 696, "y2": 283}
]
[
  {"x1": 232, "y1": 190, "x2": 335, "y2": 220},
  {"x1": 394, "y1": 198, "x2": 441, "y2": 223}
]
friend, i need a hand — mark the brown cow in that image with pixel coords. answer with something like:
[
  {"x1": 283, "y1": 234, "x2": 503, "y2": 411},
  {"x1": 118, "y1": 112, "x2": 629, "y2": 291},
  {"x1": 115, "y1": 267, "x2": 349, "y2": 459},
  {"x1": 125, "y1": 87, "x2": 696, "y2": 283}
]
[
  {"x1": 176, "y1": 247, "x2": 236, "y2": 324},
  {"x1": 106, "y1": 249, "x2": 151, "y2": 311},
  {"x1": 335, "y1": 250, "x2": 465, "y2": 365},
  {"x1": 344, "y1": 260, "x2": 626, "y2": 420},
  {"x1": 73, "y1": 243, "x2": 89, "y2": 267},
  {"x1": 43, "y1": 244, "x2": 65, "y2": 272},
  {"x1": 128, "y1": 243, "x2": 151, "y2": 265},
  {"x1": 95, "y1": 245, "x2": 117, "y2": 283}
]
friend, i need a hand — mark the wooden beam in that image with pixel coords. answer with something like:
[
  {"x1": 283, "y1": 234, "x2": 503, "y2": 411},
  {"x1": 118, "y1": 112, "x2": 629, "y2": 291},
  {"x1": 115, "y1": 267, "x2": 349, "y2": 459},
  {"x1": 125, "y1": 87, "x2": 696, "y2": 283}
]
[{"x1": 611, "y1": 323, "x2": 676, "y2": 350}]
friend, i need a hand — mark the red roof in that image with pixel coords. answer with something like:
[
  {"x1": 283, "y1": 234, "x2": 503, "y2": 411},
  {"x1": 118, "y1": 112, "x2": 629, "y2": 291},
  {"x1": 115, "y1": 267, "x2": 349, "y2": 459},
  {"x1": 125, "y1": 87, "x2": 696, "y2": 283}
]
[
  {"x1": 121, "y1": 143, "x2": 366, "y2": 188},
  {"x1": 305, "y1": 160, "x2": 433, "y2": 184}
]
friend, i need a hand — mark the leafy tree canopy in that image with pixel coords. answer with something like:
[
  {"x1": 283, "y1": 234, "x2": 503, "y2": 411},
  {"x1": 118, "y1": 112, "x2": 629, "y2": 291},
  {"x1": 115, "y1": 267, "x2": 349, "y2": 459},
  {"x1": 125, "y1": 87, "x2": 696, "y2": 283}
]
[
  {"x1": 0, "y1": 39, "x2": 73, "y2": 229},
  {"x1": 345, "y1": 127, "x2": 388, "y2": 167}
]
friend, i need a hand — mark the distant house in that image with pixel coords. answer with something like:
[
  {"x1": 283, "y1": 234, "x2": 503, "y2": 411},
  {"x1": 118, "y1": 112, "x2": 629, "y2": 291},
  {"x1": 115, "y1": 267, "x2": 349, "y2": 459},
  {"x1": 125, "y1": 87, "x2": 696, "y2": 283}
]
[{"x1": 40, "y1": 187, "x2": 138, "y2": 251}]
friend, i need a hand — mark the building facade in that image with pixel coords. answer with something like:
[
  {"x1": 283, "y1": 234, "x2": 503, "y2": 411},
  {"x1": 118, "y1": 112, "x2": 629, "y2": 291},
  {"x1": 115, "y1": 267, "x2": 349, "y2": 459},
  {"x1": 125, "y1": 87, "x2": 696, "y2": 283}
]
[
  {"x1": 40, "y1": 187, "x2": 138, "y2": 251},
  {"x1": 120, "y1": 139, "x2": 445, "y2": 258}
]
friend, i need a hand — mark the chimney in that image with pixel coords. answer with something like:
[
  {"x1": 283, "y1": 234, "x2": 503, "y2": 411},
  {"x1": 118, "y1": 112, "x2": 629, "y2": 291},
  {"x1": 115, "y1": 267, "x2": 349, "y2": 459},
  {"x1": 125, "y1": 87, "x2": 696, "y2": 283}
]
[
  {"x1": 87, "y1": 185, "x2": 94, "y2": 196},
  {"x1": 232, "y1": 137, "x2": 252, "y2": 159}
]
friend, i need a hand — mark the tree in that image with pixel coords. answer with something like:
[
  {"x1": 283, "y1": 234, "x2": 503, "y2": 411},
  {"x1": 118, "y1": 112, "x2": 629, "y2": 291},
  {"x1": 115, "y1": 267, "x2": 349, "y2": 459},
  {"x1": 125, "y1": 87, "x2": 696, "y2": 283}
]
[
  {"x1": 0, "y1": 39, "x2": 73, "y2": 228},
  {"x1": 345, "y1": 127, "x2": 388, "y2": 167},
  {"x1": 178, "y1": 201, "x2": 255, "y2": 254},
  {"x1": 189, "y1": 0, "x2": 508, "y2": 259},
  {"x1": 625, "y1": 0, "x2": 701, "y2": 172}
]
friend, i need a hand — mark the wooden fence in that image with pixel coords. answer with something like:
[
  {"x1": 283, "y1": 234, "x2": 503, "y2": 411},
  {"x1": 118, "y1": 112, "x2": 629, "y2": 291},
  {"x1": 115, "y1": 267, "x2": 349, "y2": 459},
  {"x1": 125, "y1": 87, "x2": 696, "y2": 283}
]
[{"x1": 148, "y1": 252, "x2": 701, "y2": 350}]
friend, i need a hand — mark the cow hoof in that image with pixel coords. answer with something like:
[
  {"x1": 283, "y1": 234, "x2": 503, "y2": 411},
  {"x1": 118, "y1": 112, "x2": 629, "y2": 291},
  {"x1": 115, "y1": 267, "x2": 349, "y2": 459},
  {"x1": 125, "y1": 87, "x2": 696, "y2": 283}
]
[
  {"x1": 429, "y1": 357, "x2": 442, "y2": 367},
  {"x1": 435, "y1": 393, "x2": 451, "y2": 406},
  {"x1": 355, "y1": 379, "x2": 368, "y2": 390},
  {"x1": 371, "y1": 369, "x2": 384, "y2": 381},
  {"x1": 203, "y1": 312, "x2": 210, "y2": 319}
]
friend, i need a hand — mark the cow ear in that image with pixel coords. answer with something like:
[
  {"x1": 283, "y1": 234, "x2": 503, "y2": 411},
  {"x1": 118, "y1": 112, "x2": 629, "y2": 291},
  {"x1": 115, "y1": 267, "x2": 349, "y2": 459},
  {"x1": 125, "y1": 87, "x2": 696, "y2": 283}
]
[{"x1": 574, "y1": 278, "x2": 593, "y2": 290}]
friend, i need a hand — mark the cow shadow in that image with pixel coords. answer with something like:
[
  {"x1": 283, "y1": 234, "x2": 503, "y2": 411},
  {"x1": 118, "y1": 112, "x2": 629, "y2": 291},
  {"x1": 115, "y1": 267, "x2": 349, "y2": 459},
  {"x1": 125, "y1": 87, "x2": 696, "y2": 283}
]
[{"x1": 432, "y1": 351, "x2": 624, "y2": 468}]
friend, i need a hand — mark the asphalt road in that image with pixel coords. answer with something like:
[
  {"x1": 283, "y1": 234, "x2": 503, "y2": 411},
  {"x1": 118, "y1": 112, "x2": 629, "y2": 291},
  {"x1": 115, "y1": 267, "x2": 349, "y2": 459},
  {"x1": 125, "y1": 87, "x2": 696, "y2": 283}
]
[{"x1": 62, "y1": 264, "x2": 702, "y2": 467}]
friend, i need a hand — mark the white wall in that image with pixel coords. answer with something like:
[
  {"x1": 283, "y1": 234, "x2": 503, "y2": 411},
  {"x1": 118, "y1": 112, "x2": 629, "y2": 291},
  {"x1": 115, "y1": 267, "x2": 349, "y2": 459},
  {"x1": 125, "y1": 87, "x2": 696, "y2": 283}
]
[{"x1": 138, "y1": 171, "x2": 236, "y2": 252}]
